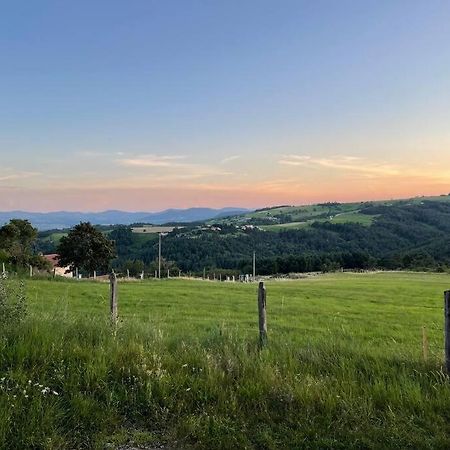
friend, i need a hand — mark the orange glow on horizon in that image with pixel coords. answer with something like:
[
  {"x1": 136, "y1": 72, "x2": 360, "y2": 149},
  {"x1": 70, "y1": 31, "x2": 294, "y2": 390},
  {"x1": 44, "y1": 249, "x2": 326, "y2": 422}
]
[{"x1": 0, "y1": 180, "x2": 448, "y2": 212}]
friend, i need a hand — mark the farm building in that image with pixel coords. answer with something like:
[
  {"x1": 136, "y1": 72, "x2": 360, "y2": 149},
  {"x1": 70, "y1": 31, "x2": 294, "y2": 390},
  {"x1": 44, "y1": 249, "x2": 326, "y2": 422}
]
[{"x1": 43, "y1": 254, "x2": 73, "y2": 278}]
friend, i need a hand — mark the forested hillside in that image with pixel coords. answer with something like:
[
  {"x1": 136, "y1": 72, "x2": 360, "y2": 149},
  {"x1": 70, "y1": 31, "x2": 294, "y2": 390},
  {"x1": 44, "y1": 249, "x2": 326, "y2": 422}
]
[{"x1": 36, "y1": 197, "x2": 450, "y2": 275}]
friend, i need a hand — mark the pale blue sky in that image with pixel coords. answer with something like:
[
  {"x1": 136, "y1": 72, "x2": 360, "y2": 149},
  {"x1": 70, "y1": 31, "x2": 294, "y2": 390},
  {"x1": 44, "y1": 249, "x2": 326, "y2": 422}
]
[{"x1": 1, "y1": 1, "x2": 449, "y2": 211}]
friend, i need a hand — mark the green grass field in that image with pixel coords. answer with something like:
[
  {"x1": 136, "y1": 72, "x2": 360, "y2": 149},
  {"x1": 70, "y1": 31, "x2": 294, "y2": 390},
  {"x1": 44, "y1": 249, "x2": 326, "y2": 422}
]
[
  {"x1": 329, "y1": 212, "x2": 377, "y2": 226},
  {"x1": 1, "y1": 272, "x2": 450, "y2": 449},
  {"x1": 261, "y1": 212, "x2": 377, "y2": 231}
]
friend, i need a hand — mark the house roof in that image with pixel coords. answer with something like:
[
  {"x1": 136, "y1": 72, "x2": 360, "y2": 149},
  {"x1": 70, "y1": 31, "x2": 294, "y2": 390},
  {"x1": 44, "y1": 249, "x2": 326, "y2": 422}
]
[{"x1": 43, "y1": 254, "x2": 60, "y2": 268}]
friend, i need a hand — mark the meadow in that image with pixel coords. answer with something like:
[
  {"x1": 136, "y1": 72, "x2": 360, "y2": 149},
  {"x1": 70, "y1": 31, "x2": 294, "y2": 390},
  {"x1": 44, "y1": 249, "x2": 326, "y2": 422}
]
[{"x1": 1, "y1": 272, "x2": 450, "y2": 449}]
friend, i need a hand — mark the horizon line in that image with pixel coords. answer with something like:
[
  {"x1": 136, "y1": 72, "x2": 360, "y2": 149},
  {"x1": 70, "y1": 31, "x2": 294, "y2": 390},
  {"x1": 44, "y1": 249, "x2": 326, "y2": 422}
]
[{"x1": 0, "y1": 193, "x2": 447, "y2": 215}]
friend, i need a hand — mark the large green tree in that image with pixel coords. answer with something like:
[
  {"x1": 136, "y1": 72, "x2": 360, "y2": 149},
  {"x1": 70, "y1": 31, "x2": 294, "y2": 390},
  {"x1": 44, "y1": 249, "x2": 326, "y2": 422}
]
[
  {"x1": 57, "y1": 222, "x2": 115, "y2": 275},
  {"x1": 0, "y1": 219, "x2": 38, "y2": 266}
]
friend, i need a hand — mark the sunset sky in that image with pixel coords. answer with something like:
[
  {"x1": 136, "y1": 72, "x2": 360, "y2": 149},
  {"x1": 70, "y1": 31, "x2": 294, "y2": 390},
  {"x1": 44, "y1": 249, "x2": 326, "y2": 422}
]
[{"x1": 1, "y1": 1, "x2": 450, "y2": 212}]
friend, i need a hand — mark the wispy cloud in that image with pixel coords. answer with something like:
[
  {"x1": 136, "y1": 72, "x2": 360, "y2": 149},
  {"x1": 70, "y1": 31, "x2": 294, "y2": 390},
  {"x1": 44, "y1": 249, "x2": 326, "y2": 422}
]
[
  {"x1": 279, "y1": 155, "x2": 400, "y2": 177},
  {"x1": 220, "y1": 155, "x2": 241, "y2": 164},
  {"x1": 110, "y1": 153, "x2": 236, "y2": 184},
  {"x1": 77, "y1": 150, "x2": 126, "y2": 158},
  {"x1": 116, "y1": 154, "x2": 186, "y2": 168},
  {"x1": 0, "y1": 170, "x2": 40, "y2": 182}
]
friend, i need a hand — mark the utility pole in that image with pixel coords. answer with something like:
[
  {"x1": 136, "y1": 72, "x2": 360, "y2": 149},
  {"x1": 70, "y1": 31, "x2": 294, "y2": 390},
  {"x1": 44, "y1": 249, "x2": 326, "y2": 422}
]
[
  {"x1": 158, "y1": 233, "x2": 162, "y2": 279},
  {"x1": 253, "y1": 251, "x2": 256, "y2": 281}
]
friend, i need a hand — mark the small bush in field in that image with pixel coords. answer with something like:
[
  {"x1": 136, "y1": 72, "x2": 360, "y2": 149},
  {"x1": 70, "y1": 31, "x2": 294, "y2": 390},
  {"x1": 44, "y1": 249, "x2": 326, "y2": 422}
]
[{"x1": 0, "y1": 278, "x2": 27, "y2": 324}]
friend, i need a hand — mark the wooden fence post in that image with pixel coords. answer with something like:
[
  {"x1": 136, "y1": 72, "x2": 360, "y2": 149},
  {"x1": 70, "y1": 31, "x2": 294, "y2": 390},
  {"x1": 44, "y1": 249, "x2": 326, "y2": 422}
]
[
  {"x1": 29, "y1": 265, "x2": 33, "y2": 278},
  {"x1": 110, "y1": 272, "x2": 118, "y2": 324},
  {"x1": 445, "y1": 291, "x2": 450, "y2": 372},
  {"x1": 422, "y1": 326, "x2": 428, "y2": 362},
  {"x1": 258, "y1": 281, "x2": 267, "y2": 347}
]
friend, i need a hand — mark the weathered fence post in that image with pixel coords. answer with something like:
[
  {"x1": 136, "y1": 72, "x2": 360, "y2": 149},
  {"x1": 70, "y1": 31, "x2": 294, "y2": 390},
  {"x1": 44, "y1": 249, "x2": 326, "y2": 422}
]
[
  {"x1": 110, "y1": 272, "x2": 118, "y2": 324},
  {"x1": 29, "y1": 265, "x2": 33, "y2": 277},
  {"x1": 445, "y1": 291, "x2": 450, "y2": 372},
  {"x1": 258, "y1": 281, "x2": 267, "y2": 347},
  {"x1": 422, "y1": 326, "x2": 428, "y2": 362},
  {"x1": 2, "y1": 262, "x2": 6, "y2": 278}
]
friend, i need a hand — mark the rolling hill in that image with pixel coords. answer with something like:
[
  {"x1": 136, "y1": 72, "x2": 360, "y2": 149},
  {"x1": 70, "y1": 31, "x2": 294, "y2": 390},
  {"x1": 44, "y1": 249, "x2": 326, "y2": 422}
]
[
  {"x1": 0, "y1": 207, "x2": 250, "y2": 230},
  {"x1": 33, "y1": 194, "x2": 450, "y2": 275}
]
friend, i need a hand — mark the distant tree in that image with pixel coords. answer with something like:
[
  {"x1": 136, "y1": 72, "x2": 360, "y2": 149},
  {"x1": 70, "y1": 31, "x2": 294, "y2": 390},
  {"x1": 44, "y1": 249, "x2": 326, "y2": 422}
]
[
  {"x1": 148, "y1": 257, "x2": 180, "y2": 277},
  {"x1": 57, "y1": 222, "x2": 115, "y2": 275},
  {"x1": 121, "y1": 259, "x2": 145, "y2": 277},
  {"x1": 0, "y1": 219, "x2": 38, "y2": 266},
  {"x1": 109, "y1": 226, "x2": 133, "y2": 247}
]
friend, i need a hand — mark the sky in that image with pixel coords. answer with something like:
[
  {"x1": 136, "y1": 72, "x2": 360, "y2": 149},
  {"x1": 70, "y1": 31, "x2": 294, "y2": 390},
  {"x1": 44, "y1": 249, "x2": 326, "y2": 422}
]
[{"x1": 1, "y1": 0, "x2": 450, "y2": 212}]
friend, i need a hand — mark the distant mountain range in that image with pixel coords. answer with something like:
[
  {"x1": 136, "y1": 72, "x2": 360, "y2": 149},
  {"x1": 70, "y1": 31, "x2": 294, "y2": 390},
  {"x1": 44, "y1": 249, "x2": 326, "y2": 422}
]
[{"x1": 0, "y1": 207, "x2": 250, "y2": 230}]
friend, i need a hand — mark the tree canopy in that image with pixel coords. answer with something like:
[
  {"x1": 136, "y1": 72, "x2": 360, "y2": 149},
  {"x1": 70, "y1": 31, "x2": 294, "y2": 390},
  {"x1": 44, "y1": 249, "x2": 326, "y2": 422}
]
[
  {"x1": 57, "y1": 222, "x2": 115, "y2": 275},
  {"x1": 0, "y1": 219, "x2": 39, "y2": 267}
]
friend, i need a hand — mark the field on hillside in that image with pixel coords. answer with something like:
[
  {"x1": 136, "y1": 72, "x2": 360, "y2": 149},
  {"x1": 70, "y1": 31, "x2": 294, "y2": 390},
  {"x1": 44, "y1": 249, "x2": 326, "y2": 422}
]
[
  {"x1": 215, "y1": 194, "x2": 450, "y2": 230},
  {"x1": 260, "y1": 212, "x2": 377, "y2": 231},
  {"x1": 1, "y1": 273, "x2": 450, "y2": 449}
]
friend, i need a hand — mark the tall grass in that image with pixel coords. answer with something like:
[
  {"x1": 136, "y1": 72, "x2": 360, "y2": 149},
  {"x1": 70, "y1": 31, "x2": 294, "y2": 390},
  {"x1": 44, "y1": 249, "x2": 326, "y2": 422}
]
[
  {"x1": 1, "y1": 315, "x2": 450, "y2": 449},
  {"x1": 1, "y1": 273, "x2": 450, "y2": 448}
]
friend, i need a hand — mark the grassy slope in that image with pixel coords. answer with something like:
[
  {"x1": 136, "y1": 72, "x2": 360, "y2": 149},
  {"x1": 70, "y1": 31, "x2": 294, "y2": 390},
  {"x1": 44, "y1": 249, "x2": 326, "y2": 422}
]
[
  {"x1": 261, "y1": 212, "x2": 377, "y2": 231},
  {"x1": 39, "y1": 232, "x2": 67, "y2": 245},
  {"x1": 220, "y1": 194, "x2": 450, "y2": 230},
  {"x1": 1, "y1": 272, "x2": 450, "y2": 449},
  {"x1": 25, "y1": 272, "x2": 448, "y2": 349}
]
